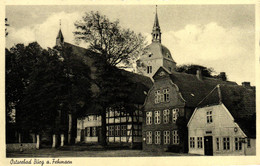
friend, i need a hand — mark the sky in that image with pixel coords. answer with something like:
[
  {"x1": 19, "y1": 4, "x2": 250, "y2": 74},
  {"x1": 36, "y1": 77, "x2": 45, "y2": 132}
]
[{"x1": 5, "y1": 5, "x2": 255, "y2": 85}]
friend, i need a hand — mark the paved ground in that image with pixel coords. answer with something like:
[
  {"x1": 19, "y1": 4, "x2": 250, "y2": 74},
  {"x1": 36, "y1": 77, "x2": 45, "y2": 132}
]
[{"x1": 6, "y1": 145, "x2": 198, "y2": 157}]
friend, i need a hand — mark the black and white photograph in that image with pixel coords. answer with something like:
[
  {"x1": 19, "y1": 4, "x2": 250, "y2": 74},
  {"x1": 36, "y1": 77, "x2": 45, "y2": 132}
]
[{"x1": 2, "y1": 1, "x2": 259, "y2": 165}]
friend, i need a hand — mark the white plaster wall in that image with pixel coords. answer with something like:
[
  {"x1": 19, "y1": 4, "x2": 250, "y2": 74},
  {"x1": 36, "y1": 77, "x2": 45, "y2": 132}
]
[
  {"x1": 137, "y1": 58, "x2": 163, "y2": 79},
  {"x1": 85, "y1": 137, "x2": 98, "y2": 142},
  {"x1": 188, "y1": 104, "x2": 247, "y2": 155},
  {"x1": 245, "y1": 139, "x2": 256, "y2": 155},
  {"x1": 84, "y1": 115, "x2": 102, "y2": 127}
]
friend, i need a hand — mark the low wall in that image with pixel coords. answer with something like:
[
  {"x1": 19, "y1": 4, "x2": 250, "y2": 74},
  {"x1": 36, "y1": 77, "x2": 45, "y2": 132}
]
[{"x1": 6, "y1": 143, "x2": 36, "y2": 152}]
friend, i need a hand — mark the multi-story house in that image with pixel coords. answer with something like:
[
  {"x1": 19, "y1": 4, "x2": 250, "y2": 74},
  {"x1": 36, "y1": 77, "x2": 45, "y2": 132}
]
[
  {"x1": 142, "y1": 67, "x2": 237, "y2": 152},
  {"x1": 187, "y1": 84, "x2": 255, "y2": 155}
]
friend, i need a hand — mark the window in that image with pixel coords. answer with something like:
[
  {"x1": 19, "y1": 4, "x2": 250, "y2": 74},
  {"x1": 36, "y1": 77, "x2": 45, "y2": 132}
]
[
  {"x1": 155, "y1": 90, "x2": 160, "y2": 104},
  {"x1": 155, "y1": 89, "x2": 169, "y2": 104},
  {"x1": 223, "y1": 137, "x2": 230, "y2": 150},
  {"x1": 216, "y1": 137, "x2": 220, "y2": 151},
  {"x1": 190, "y1": 137, "x2": 195, "y2": 148},
  {"x1": 155, "y1": 131, "x2": 161, "y2": 144},
  {"x1": 147, "y1": 66, "x2": 152, "y2": 74},
  {"x1": 154, "y1": 111, "x2": 161, "y2": 124},
  {"x1": 115, "y1": 125, "x2": 120, "y2": 136},
  {"x1": 121, "y1": 125, "x2": 126, "y2": 136},
  {"x1": 146, "y1": 131, "x2": 152, "y2": 144},
  {"x1": 115, "y1": 111, "x2": 120, "y2": 117},
  {"x1": 197, "y1": 137, "x2": 203, "y2": 148},
  {"x1": 109, "y1": 126, "x2": 114, "y2": 136},
  {"x1": 92, "y1": 127, "x2": 96, "y2": 136},
  {"x1": 206, "y1": 110, "x2": 213, "y2": 123},
  {"x1": 86, "y1": 127, "x2": 91, "y2": 137},
  {"x1": 163, "y1": 109, "x2": 170, "y2": 124},
  {"x1": 235, "y1": 137, "x2": 242, "y2": 150},
  {"x1": 172, "y1": 109, "x2": 179, "y2": 123},
  {"x1": 164, "y1": 131, "x2": 170, "y2": 144},
  {"x1": 173, "y1": 130, "x2": 179, "y2": 144},
  {"x1": 247, "y1": 138, "x2": 251, "y2": 148},
  {"x1": 146, "y1": 112, "x2": 152, "y2": 125},
  {"x1": 163, "y1": 89, "x2": 170, "y2": 102},
  {"x1": 93, "y1": 115, "x2": 97, "y2": 121}
]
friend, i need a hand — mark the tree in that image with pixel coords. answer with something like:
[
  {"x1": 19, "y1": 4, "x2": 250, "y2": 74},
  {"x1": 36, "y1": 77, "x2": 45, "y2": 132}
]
[
  {"x1": 5, "y1": 18, "x2": 9, "y2": 37},
  {"x1": 6, "y1": 42, "x2": 92, "y2": 144},
  {"x1": 20, "y1": 46, "x2": 92, "y2": 135},
  {"x1": 74, "y1": 11, "x2": 146, "y2": 146},
  {"x1": 176, "y1": 64, "x2": 215, "y2": 78},
  {"x1": 74, "y1": 11, "x2": 146, "y2": 68},
  {"x1": 6, "y1": 42, "x2": 43, "y2": 143}
]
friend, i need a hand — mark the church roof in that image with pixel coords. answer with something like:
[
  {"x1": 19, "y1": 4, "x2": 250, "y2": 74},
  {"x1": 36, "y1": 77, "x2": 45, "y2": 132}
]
[
  {"x1": 140, "y1": 42, "x2": 175, "y2": 63},
  {"x1": 153, "y1": 8, "x2": 160, "y2": 32},
  {"x1": 62, "y1": 42, "x2": 153, "y2": 114},
  {"x1": 197, "y1": 84, "x2": 256, "y2": 138},
  {"x1": 56, "y1": 29, "x2": 64, "y2": 40}
]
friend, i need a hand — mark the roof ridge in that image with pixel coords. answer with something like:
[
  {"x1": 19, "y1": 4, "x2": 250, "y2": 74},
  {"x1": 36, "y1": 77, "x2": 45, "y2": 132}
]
[
  {"x1": 197, "y1": 84, "x2": 220, "y2": 107},
  {"x1": 217, "y1": 84, "x2": 222, "y2": 103},
  {"x1": 64, "y1": 42, "x2": 88, "y2": 50}
]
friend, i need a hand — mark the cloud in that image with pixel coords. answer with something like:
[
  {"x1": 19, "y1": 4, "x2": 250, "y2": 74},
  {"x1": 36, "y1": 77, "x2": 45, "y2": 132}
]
[
  {"x1": 163, "y1": 22, "x2": 254, "y2": 62},
  {"x1": 161, "y1": 22, "x2": 255, "y2": 84},
  {"x1": 7, "y1": 16, "x2": 255, "y2": 85},
  {"x1": 8, "y1": 11, "x2": 84, "y2": 48}
]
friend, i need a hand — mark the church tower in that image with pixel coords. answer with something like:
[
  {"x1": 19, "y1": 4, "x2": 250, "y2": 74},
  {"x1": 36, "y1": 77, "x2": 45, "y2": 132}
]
[
  {"x1": 136, "y1": 6, "x2": 176, "y2": 80},
  {"x1": 151, "y1": 6, "x2": 161, "y2": 43},
  {"x1": 56, "y1": 20, "x2": 64, "y2": 47}
]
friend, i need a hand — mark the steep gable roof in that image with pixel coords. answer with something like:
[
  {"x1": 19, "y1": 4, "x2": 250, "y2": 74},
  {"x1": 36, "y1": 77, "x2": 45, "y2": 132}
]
[
  {"x1": 197, "y1": 84, "x2": 256, "y2": 138},
  {"x1": 162, "y1": 69, "x2": 237, "y2": 107}
]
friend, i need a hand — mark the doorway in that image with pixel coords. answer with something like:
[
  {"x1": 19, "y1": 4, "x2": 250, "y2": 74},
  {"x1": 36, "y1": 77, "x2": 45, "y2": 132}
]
[
  {"x1": 80, "y1": 129, "x2": 84, "y2": 142},
  {"x1": 204, "y1": 136, "x2": 213, "y2": 156}
]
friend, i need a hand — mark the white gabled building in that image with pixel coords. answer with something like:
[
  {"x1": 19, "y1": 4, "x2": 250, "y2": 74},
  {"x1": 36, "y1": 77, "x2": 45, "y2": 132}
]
[
  {"x1": 187, "y1": 84, "x2": 256, "y2": 156},
  {"x1": 76, "y1": 115, "x2": 102, "y2": 143}
]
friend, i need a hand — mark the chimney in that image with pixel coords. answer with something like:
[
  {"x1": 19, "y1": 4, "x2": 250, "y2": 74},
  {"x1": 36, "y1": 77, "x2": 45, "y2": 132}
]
[
  {"x1": 196, "y1": 69, "x2": 203, "y2": 80},
  {"x1": 242, "y1": 82, "x2": 251, "y2": 88},
  {"x1": 219, "y1": 72, "x2": 227, "y2": 81}
]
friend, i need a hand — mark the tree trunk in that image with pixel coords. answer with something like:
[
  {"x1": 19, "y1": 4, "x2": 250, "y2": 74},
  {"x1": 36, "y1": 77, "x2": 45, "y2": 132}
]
[
  {"x1": 100, "y1": 107, "x2": 107, "y2": 146},
  {"x1": 18, "y1": 133, "x2": 21, "y2": 143},
  {"x1": 32, "y1": 133, "x2": 36, "y2": 143},
  {"x1": 60, "y1": 134, "x2": 64, "y2": 147},
  {"x1": 68, "y1": 113, "x2": 72, "y2": 144},
  {"x1": 52, "y1": 134, "x2": 57, "y2": 148},
  {"x1": 36, "y1": 134, "x2": 40, "y2": 149}
]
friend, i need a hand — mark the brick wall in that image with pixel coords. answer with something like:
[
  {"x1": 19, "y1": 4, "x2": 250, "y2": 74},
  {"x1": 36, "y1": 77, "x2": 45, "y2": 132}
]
[{"x1": 142, "y1": 77, "x2": 187, "y2": 152}]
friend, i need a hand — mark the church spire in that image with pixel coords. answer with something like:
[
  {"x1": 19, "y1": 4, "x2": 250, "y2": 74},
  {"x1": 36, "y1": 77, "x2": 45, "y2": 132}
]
[
  {"x1": 56, "y1": 19, "x2": 64, "y2": 46},
  {"x1": 152, "y1": 5, "x2": 161, "y2": 43}
]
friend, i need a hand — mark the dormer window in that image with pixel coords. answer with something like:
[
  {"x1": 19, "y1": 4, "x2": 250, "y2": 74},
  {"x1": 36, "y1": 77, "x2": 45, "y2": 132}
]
[{"x1": 166, "y1": 52, "x2": 170, "y2": 58}]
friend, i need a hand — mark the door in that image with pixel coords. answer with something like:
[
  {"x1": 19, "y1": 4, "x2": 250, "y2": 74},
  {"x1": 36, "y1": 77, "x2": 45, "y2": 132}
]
[
  {"x1": 97, "y1": 127, "x2": 102, "y2": 143},
  {"x1": 80, "y1": 129, "x2": 84, "y2": 142},
  {"x1": 204, "y1": 136, "x2": 213, "y2": 156}
]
